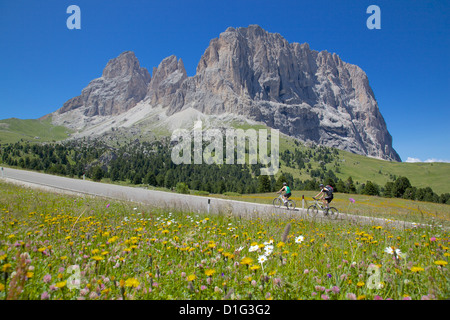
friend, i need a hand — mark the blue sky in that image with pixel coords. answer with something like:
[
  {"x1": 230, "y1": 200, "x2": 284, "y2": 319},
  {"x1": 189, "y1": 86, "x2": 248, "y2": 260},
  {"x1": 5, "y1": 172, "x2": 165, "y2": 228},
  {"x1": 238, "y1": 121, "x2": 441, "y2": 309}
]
[{"x1": 0, "y1": 0, "x2": 449, "y2": 162}]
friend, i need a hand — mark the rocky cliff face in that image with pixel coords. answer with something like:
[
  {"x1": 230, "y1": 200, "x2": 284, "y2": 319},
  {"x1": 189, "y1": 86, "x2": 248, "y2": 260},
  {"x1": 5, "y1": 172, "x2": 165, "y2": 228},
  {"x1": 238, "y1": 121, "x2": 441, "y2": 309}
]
[
  {"x1": 54, "y1": 25, "x2": 400, "y2": 161},
  {"x1": 57, "y1": 51, "x2": 151, "y2": 117}
]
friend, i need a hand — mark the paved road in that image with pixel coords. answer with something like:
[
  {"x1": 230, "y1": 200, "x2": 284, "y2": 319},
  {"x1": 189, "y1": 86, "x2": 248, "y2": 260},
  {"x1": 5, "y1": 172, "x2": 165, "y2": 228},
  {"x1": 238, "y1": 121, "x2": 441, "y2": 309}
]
[{"x1": 0, "y1": 167, "x2": 436, "y2": 229}]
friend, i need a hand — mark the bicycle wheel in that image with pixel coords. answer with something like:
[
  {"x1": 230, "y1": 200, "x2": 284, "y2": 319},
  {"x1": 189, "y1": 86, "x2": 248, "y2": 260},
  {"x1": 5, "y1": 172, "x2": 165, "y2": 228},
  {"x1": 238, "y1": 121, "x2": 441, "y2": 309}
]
[
  {"x1": 273, "y1": 197, "x2": 282, "y2": 208},
  {"x1": 307, "y1": 205, "x2": 319, "y2": 217},
  {"x1": 327, "y1": 207, "x2": 339, "y2": 220},
  {"x1": 287, "y1": 200, "x2": 296, "y2": 210}
]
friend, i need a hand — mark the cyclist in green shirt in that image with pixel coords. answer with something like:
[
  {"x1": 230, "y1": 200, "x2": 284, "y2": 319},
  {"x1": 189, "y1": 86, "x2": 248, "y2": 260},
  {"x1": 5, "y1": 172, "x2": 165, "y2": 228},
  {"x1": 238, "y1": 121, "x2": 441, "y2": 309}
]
[{"x1": 277, "y1": 182, "x2": 292, "y2": 204}]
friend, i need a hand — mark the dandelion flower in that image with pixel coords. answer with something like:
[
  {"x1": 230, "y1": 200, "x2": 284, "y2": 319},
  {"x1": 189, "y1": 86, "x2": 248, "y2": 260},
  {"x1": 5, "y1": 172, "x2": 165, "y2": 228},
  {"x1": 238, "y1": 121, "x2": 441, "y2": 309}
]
[
  {"x1": 187, "y1": 274, "x2": 196, "y2": 281},
  {"x1": 434, "y1": 260, "x2": 448, "y2": 266},
  {"x1": 125, "y1": 278, "x2": 140, "y2": 288},
  {"x1": 91, "y1": 255, "x2": 104, "y2": 261},
  {"x1": 205, "y1": 269, "x2": 215, "y2": 277},
  {"x1": 240, "y1": 257, "x2": 253, "y2": 265},
  {"x1": 2, "y1": 263, "x2": 12, "y2": 272},
  {"x1": 410, "y1": 266, "x2": 424, "y2": 273},
  {"x1": 55, "y1": 281, "x2": 67, "y2": 289}
]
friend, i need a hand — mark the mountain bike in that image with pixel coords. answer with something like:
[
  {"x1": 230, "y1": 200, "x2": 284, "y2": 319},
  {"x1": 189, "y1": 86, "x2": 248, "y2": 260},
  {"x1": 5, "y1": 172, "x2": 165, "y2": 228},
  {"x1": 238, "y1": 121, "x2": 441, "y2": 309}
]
[
  {"x1": 307, "y1": 197, "x2": 339, "y2": 219},
  {"x1": 273, "y1": 193, "x2": 296, "y2": 210}
]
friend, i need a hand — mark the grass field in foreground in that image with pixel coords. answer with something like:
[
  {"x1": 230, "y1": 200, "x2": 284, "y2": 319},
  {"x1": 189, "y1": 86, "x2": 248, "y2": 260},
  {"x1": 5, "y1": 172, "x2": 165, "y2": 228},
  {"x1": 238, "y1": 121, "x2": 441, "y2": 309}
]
[{"x1": 0, "y1": 181, "x2": 449, "y2": 300}]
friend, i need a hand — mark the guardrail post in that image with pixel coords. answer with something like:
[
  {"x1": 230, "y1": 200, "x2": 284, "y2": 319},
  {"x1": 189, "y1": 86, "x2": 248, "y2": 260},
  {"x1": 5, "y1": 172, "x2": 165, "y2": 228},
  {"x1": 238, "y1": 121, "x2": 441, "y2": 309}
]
[
  {"x1": 302, "y1": 195, "x2": 305, "y2": 209},
  {"x1": 207, "y1": 199, "x2": 210, "y2": 214}
]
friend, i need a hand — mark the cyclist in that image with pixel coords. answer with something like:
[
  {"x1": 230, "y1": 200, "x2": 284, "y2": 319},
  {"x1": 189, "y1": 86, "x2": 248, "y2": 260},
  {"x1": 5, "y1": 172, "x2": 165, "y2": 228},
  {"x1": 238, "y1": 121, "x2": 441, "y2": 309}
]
[
  {"x1": 314, "y1": 183, "x2": 333, "y2": 214},
  {"x1": 277, "y1": 182, "x2": 292, "y2": 204}
]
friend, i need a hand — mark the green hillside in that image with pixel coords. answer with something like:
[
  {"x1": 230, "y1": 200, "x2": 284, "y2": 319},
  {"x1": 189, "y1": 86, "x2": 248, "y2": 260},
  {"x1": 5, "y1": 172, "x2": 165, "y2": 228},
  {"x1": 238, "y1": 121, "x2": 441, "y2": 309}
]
[
  {"x1": 0, "y1": 116, "x2": 71, "y2": 144},
  {"x1": 278, "y1": 133, "x2": 449, "y2": 193},
  {"x1": 0, "y1": 117, "x2": 448, "y2": 196}
]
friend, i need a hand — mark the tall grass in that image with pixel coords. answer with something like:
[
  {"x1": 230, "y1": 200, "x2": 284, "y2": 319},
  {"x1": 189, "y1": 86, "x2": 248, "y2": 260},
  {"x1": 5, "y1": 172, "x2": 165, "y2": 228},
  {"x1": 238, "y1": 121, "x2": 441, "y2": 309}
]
[{"x1": 0, "y1": 181, "x2": 448, "y2": 300}]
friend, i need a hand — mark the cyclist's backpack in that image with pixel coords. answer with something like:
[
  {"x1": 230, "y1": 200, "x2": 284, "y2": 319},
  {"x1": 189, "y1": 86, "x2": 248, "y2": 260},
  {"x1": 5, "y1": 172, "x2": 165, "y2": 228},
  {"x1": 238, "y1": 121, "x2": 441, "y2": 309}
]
[{"x1": 326, "y1": 185, "x2": 334, "y2": 196}]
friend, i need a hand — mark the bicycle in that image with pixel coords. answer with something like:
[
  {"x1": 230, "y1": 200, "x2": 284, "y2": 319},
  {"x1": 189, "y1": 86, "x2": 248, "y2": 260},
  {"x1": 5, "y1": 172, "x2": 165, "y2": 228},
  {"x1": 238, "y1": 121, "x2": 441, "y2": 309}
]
[
  {"x1": 273, "y1": 193, "x2": 296, "y2": 210},
  {"x1": 307, "y1": 197, "x2": 339, "y2": 219}
]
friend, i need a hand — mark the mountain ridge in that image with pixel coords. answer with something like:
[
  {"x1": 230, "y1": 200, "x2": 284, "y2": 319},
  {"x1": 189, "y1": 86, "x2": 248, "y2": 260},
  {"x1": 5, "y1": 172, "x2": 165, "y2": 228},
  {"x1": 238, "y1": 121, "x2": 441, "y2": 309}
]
[{"x1": 51, "y1": 25, "x2": 401, "y2": 162}]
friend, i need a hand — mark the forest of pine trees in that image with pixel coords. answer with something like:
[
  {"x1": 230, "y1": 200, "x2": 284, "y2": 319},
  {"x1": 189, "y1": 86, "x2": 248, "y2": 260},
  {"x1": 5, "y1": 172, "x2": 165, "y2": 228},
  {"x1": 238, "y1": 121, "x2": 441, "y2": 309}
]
[{"x1": 0, "y1": 139, "x2": 448, "y2": 204}]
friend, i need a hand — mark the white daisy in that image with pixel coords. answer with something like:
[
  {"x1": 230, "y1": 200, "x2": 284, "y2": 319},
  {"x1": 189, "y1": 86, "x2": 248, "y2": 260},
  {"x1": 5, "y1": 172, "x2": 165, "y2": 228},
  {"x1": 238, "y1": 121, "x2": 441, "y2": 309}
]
[
  {"x1": 264, "y1": 245, "x2": 274, "y2": 256},
  {"x1": 295, "y1": 235, "x2": 304, "y2": 244},
  {"x1": 249, "y1": 245, "x2": 259, "y2": 252},
  {"x1": 258, "y1": 255, "x2": 267, "y2": 264}
]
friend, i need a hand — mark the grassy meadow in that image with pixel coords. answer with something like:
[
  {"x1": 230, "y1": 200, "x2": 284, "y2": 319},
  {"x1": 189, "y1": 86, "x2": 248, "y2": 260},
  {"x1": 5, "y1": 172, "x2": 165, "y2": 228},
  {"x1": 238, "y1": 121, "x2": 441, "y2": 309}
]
[
  {"x1": 0, "y1": 181, "x2": 449, "y2": 300},
  {"x1": 0, "y1": 117, "x2": 71, "y2": 144},
  {"x1": 278, "y1": 133, "x2": 450, "y2": 192}
]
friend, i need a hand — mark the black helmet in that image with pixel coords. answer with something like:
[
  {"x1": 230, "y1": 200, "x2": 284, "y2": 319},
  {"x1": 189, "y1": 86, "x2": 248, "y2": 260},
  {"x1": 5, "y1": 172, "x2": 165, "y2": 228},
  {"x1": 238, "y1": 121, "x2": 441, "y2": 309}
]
[{"x1": 319, "y1": 184, "x2": 324, "y2": 188}]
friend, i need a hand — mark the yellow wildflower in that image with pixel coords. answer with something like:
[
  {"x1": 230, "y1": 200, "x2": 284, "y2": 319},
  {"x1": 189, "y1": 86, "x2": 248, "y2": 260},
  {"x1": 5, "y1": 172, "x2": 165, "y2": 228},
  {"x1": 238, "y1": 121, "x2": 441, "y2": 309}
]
[
  {"x1": 187, "y1": 274, "x2": 196, "y2": 281},
  {"x1": 205, "y1": 269, "x2": 215, "y2": 277},
  {"x1": 101, "y1": 288, "x2": 111, "y2": 295},
  {"x1": 434, "y1": 260, "x2": 448, "y2": 266},
  {"x1": 410, "y1": 266, "x2": 424, "y2": 273},
  {"x1": 240, "y1": 257, "x2": 253, "y2": 265},
  {"x1": 108, "y1": 236, "x2": 118, "y2": 243},
  {"x1": 125, "y1": 278, "x2": 140, "y2": 288},
  {"x1": 2, "y1": 263, "x2": 12, "y2": 272},
  {"x1": 91, "y1": 255, "x2": 104, "y2": 261}
]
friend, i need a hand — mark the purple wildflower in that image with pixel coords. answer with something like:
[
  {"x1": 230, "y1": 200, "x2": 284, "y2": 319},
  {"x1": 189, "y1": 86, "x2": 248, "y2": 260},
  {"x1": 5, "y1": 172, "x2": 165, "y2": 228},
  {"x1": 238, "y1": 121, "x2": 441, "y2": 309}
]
[
  {"x1": 43, "y1": 274, "x2": 52, "y2": 283},
  {"x1": 346, "y1": 293, "x2": 357, "y2": 300},
  {"x1": 41, "y1": 292, "x2": 50, "y2": 300}
]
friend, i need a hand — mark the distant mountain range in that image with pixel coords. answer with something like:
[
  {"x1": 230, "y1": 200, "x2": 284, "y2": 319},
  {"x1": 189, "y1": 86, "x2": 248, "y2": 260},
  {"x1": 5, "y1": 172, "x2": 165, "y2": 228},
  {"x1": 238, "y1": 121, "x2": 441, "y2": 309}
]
[{"x1": 49, "y1": 25, "x2": 401, "y2": 162}]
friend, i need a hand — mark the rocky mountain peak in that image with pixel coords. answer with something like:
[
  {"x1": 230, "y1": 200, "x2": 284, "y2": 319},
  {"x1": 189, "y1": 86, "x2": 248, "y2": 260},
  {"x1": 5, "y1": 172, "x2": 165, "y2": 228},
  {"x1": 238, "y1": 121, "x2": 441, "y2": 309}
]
[
  {"x1": 102, "y1": 51, "x2": 146, "y2": 79},
  {"x1": 146, "y1": 55, "x2": 188, "y2": 108},
  {"x1": 56, "y1": 51, "x2": 151, "y2": 117},
  {"x1": 52, "y1": 25, "x2": 400, "y2": 162}
]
